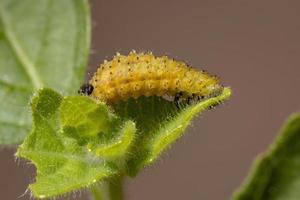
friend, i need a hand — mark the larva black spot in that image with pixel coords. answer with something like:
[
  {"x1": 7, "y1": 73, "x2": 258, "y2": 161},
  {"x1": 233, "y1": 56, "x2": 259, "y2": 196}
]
[{"x1": 78, "y1": 83, "x2": 94, "y2": 95}]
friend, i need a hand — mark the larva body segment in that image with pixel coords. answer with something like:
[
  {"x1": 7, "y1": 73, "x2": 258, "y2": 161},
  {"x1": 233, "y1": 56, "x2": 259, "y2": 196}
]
[{"x1": 88, "y1": 51, "x2": 223, "y2": 104}]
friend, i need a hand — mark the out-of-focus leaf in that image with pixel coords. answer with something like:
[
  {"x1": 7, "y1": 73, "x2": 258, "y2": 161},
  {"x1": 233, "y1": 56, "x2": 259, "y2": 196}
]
[
  {"x1": 16, "y1": 88, "x2": 136, "y2": 198},
  {"x1": 232, "y1": 113, "x2": 300, "y2": 200},
  {"x1": 114, "y1": 87, "x2": 232, "y2": 176},
  {"x1": 0, "y1": 0, "x2": 90, "y2": 144}
]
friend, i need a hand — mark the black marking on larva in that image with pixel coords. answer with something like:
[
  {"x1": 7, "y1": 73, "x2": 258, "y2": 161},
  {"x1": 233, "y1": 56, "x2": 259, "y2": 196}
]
[{"x1": 78, "y1": 83, "x2": 94, "y2": 95}]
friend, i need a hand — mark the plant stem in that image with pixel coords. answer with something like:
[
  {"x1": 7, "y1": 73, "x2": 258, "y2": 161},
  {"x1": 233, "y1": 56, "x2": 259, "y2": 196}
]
[
  {"x1": 108, "y1": 175, "x2": 124, "y2": 200},
  {"x1": 90, "y1": 184, "x2": 105, "y2": 200},
  {"x1": 90, "y1": 176, "x2": 124, "y2": 200}
]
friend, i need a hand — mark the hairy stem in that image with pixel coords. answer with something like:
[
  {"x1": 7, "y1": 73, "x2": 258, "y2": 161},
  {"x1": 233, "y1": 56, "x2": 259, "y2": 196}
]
[{"x1": 90, "y1": 176, "x2": 124, "y2": 200}]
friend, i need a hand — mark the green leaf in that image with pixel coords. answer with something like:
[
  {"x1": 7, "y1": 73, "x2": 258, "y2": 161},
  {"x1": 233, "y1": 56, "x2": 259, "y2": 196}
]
[
  {"x1": 91, "y1": 121, "x2": 136, "y2": 159},
  {"x1": 17, "y1": 88, "x2": 136, "y2": 198},
  {"x1": 17, "y1": 86, "x2": 230, "y2": 198},
  {"x1": 0, "y1": 0, "x2": 91, "y2": 144},
  {"x1": 59, "y1": 96, "x2": 136, "y2": 159},
  {"x1": 114, "y1": 87, "x2": 232, "y2": 176},
  {"x1": 232, "y1": 113, "x2": 300, "y2": 200},
  {"x1": 60, "y1": 96, "x2": 117, "y2": 142}
]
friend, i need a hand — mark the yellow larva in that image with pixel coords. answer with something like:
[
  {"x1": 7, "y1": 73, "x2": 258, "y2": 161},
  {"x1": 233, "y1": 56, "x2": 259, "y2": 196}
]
[{"x1": 79, "y1": 51, "x2": 223, "y2": 104}]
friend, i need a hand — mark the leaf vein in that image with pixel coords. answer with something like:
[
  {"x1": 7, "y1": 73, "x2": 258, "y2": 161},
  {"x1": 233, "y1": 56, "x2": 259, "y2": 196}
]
[
  {"x1": 0, "y1": 120, "x2": 29, "y2": 128},
  {"x1": 0, "y1": 6, "x2": 43, "y2": 89},
  {"x1": 0, "y1": 79, "x2": 32, "y2": 91}
]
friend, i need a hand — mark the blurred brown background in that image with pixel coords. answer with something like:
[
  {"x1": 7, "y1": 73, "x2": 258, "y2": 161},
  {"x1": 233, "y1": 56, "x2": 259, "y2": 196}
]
[{"x1": 1, "y1": 0, "x2": 300, "y2": 199}]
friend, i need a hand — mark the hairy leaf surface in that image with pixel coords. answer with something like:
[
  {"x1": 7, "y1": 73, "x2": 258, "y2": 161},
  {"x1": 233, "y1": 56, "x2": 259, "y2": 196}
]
[
  {"x1": 17, "y1": 87, "x2": 231, "y2": 198},
  {"x1": 17, "y1": 88, "x2": 136, "y2": 198},
  {"x1": 114, "y1": 87, "x2": 232, "y2": 176}
]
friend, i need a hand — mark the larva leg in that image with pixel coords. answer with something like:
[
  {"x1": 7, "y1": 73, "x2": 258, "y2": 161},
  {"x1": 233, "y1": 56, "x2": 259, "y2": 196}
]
[{"x1": 174, "y1": 92, "x2": 183, "y2": 109}]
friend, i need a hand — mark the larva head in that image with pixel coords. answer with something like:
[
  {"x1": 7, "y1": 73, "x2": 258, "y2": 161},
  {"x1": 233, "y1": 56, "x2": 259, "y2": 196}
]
[{"x1": 78, "y1": 83, "x2": 94, "y2": 95}]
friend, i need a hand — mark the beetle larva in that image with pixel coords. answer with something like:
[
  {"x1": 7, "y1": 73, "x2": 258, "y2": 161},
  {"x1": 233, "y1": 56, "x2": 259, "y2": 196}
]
[{"x1": 79, "y1": 51, "x2": 223, "y2": 104}]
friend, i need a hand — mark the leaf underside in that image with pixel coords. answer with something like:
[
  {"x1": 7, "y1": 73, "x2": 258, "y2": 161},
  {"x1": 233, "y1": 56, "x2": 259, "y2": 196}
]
[
  {"x1": 0, "y1": 0, "x2": 90, "y2": 144},
  {"x1": 113, "y1": 87, "x2": 232, "y2": 176},
  {"x1": 232, "y1": 113, "x2": 300, "y2": 200}
]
